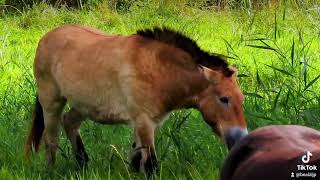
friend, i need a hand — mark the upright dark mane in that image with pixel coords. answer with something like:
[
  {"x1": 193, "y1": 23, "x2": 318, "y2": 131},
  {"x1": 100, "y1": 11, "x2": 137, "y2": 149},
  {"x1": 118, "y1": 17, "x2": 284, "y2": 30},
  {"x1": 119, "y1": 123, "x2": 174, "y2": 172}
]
[{"x1": 136, "y1": 27, "x2": 233, "y2": 77}]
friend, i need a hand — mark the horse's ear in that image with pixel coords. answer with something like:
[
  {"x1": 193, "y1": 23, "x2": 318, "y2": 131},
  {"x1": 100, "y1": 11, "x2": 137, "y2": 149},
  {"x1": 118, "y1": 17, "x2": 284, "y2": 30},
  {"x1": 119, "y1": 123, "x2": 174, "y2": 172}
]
[
  {"x1": 198, "y1": 65, "x2": 221, "y2": 84},
  {"x1": 229, "y1": 64, "x2": 238, "y2": 78}
]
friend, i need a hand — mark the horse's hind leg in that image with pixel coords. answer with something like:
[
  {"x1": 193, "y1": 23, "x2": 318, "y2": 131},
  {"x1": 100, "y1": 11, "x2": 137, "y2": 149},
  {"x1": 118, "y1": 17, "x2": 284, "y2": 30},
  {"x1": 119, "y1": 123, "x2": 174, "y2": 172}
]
[
  {"x1": 63, "y1": 108, "x2": 88, "y2": 167},
  {"x1": 38, "y1": 85, "x2": 66, "y2": 166}
]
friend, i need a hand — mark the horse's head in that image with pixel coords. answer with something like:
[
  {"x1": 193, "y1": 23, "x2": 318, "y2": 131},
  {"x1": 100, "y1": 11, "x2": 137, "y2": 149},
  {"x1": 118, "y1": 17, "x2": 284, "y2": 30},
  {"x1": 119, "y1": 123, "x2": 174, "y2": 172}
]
[{"x1": 197, "y1": 65, "x2": 247, "y2": 150}]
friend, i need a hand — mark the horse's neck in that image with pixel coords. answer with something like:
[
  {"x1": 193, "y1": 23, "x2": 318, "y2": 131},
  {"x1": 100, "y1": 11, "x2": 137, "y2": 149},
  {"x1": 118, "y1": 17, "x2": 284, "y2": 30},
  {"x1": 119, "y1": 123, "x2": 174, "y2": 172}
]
[
  {"x1": 167, "y1": 66, "x2": 210, "y2": 110},
  {"x1": 135, "y1": 37, "x2": 210, "y2": 112}
]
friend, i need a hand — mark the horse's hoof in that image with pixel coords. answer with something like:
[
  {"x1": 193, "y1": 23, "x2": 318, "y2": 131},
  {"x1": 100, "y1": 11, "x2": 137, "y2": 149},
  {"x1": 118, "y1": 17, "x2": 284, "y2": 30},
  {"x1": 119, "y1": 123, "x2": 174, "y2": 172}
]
[
  {"x1": 130, "y1": 149, "x2": 142, "y2": 172},
  {"x1": 144, "y1": 151, "x2": 158, "y2": 176},
  {"x1": 76, "y1": 151, "x2": 89, "y2": 168}
]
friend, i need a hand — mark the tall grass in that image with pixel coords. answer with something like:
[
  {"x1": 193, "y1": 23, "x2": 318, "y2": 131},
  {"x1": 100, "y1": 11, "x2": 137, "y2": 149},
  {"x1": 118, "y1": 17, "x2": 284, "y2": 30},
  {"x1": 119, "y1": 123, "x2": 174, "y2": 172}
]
[
  {"x1": 0, "y1": 1, "x2": 319, "y2": 179},
  {"x1": 1, "y1": 0, "x2": 319, "y2": 11}
]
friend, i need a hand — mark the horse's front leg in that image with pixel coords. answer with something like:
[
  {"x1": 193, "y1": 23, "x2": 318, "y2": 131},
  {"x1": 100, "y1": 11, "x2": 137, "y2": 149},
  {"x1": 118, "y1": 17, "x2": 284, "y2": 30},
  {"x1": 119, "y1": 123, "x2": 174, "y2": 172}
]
[{"x1": 130, "y1": 114, "x2": 158, "y2": 176}]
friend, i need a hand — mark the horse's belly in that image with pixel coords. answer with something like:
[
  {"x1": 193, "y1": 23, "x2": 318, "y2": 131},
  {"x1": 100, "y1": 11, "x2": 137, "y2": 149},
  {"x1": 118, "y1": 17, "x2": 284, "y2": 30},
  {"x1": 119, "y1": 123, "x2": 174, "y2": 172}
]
[
  {"x1": 88, "y1": 107, "x2": 131, "y2": 124},
  {"x1": 71, "y1": 99, "x2": 131, "y2": 124},
  {"x1": 62, "y1": 82, "x2": 132, "y2": 124}
]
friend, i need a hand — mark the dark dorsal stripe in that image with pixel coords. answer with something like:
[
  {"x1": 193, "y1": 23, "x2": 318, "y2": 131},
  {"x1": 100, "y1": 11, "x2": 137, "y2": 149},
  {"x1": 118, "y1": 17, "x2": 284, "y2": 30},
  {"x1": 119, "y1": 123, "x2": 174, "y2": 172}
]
[{"x1": 136, "y1": 27, "x2": 233, "y2": 77}]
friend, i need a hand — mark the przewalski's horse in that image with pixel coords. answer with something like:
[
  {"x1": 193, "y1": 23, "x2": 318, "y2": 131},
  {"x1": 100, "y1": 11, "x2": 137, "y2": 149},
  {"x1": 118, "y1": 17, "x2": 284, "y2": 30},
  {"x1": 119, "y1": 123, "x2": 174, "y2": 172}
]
[
  {"x1": 221, "y1": 125, "x2": 320, "y2": 180},
  {"x1": 25, "y1": 25, "x2": 247, "y2": 175}
]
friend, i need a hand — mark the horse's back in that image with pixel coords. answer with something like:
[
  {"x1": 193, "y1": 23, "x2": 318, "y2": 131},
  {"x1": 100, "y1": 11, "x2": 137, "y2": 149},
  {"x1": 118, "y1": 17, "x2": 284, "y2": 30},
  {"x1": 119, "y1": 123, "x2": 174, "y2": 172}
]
[
  {"x1": 221, "y1": 125, "x2": 320, "y2": 180},
  {"x1": 34, "y1": 25, "x2": 109, "y2": 75}
]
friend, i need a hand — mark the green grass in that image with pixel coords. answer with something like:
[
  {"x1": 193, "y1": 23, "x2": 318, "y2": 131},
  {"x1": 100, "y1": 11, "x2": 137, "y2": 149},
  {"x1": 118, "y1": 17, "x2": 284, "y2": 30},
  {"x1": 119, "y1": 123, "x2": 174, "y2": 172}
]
[{"x1": 0, "y1": 1, "x2": 320, "y2": 179}]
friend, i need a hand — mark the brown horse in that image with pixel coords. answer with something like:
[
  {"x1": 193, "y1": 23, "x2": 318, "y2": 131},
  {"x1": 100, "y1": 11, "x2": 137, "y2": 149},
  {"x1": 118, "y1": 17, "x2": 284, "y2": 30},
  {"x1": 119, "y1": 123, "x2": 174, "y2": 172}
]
[
  {"x1": 25, "y1": 25, "x2": 247, "y2": 175},
  {"x1": 221, "y1": 125, "x2": 320, "y2": 180}
]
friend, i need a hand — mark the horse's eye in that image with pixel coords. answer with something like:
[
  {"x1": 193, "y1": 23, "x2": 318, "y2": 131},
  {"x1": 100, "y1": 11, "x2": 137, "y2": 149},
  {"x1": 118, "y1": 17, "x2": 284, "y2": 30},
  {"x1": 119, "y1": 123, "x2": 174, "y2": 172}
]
[{"x1": 220, "y1": 97, "x2": 229, "y2": 104}]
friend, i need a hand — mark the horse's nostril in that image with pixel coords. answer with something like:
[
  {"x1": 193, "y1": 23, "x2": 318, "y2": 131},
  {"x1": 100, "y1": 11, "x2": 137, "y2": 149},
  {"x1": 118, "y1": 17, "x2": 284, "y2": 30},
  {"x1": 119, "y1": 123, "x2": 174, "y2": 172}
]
[
  {"x1": 224, "y1": 127, "x2": 248, "y2": 150},
  {"x1": 220, "y1": 97, "x2": 229, "y2": 104}
]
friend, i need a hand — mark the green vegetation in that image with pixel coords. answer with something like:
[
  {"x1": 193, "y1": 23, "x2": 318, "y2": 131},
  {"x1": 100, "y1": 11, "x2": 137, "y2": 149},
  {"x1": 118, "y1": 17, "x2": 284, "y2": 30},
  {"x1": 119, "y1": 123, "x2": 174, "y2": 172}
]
[{"x1": 0, "y1": 1, "x2": 320, "y2": 179}]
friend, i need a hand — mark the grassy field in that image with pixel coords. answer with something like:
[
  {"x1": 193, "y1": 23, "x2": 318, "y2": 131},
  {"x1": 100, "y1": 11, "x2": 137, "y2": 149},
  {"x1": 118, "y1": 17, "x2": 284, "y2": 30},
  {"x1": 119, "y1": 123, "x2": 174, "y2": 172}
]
[{"x1": 0, "y1": 1, "x2": 320, "y2": 179}]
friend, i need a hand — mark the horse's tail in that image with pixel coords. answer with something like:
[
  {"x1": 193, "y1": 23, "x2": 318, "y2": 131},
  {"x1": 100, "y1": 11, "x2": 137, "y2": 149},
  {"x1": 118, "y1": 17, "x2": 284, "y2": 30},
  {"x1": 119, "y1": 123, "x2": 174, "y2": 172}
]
[{"x1": 25, "y1": 95, "x2": 45, "y2": 159}]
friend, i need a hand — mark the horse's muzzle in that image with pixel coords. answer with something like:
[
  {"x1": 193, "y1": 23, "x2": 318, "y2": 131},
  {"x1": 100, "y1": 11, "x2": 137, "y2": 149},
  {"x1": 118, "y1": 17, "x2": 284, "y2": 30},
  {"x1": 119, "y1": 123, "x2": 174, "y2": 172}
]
[{"x1": 224, "y1": 127, "x2": 248, "y2": 150}]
